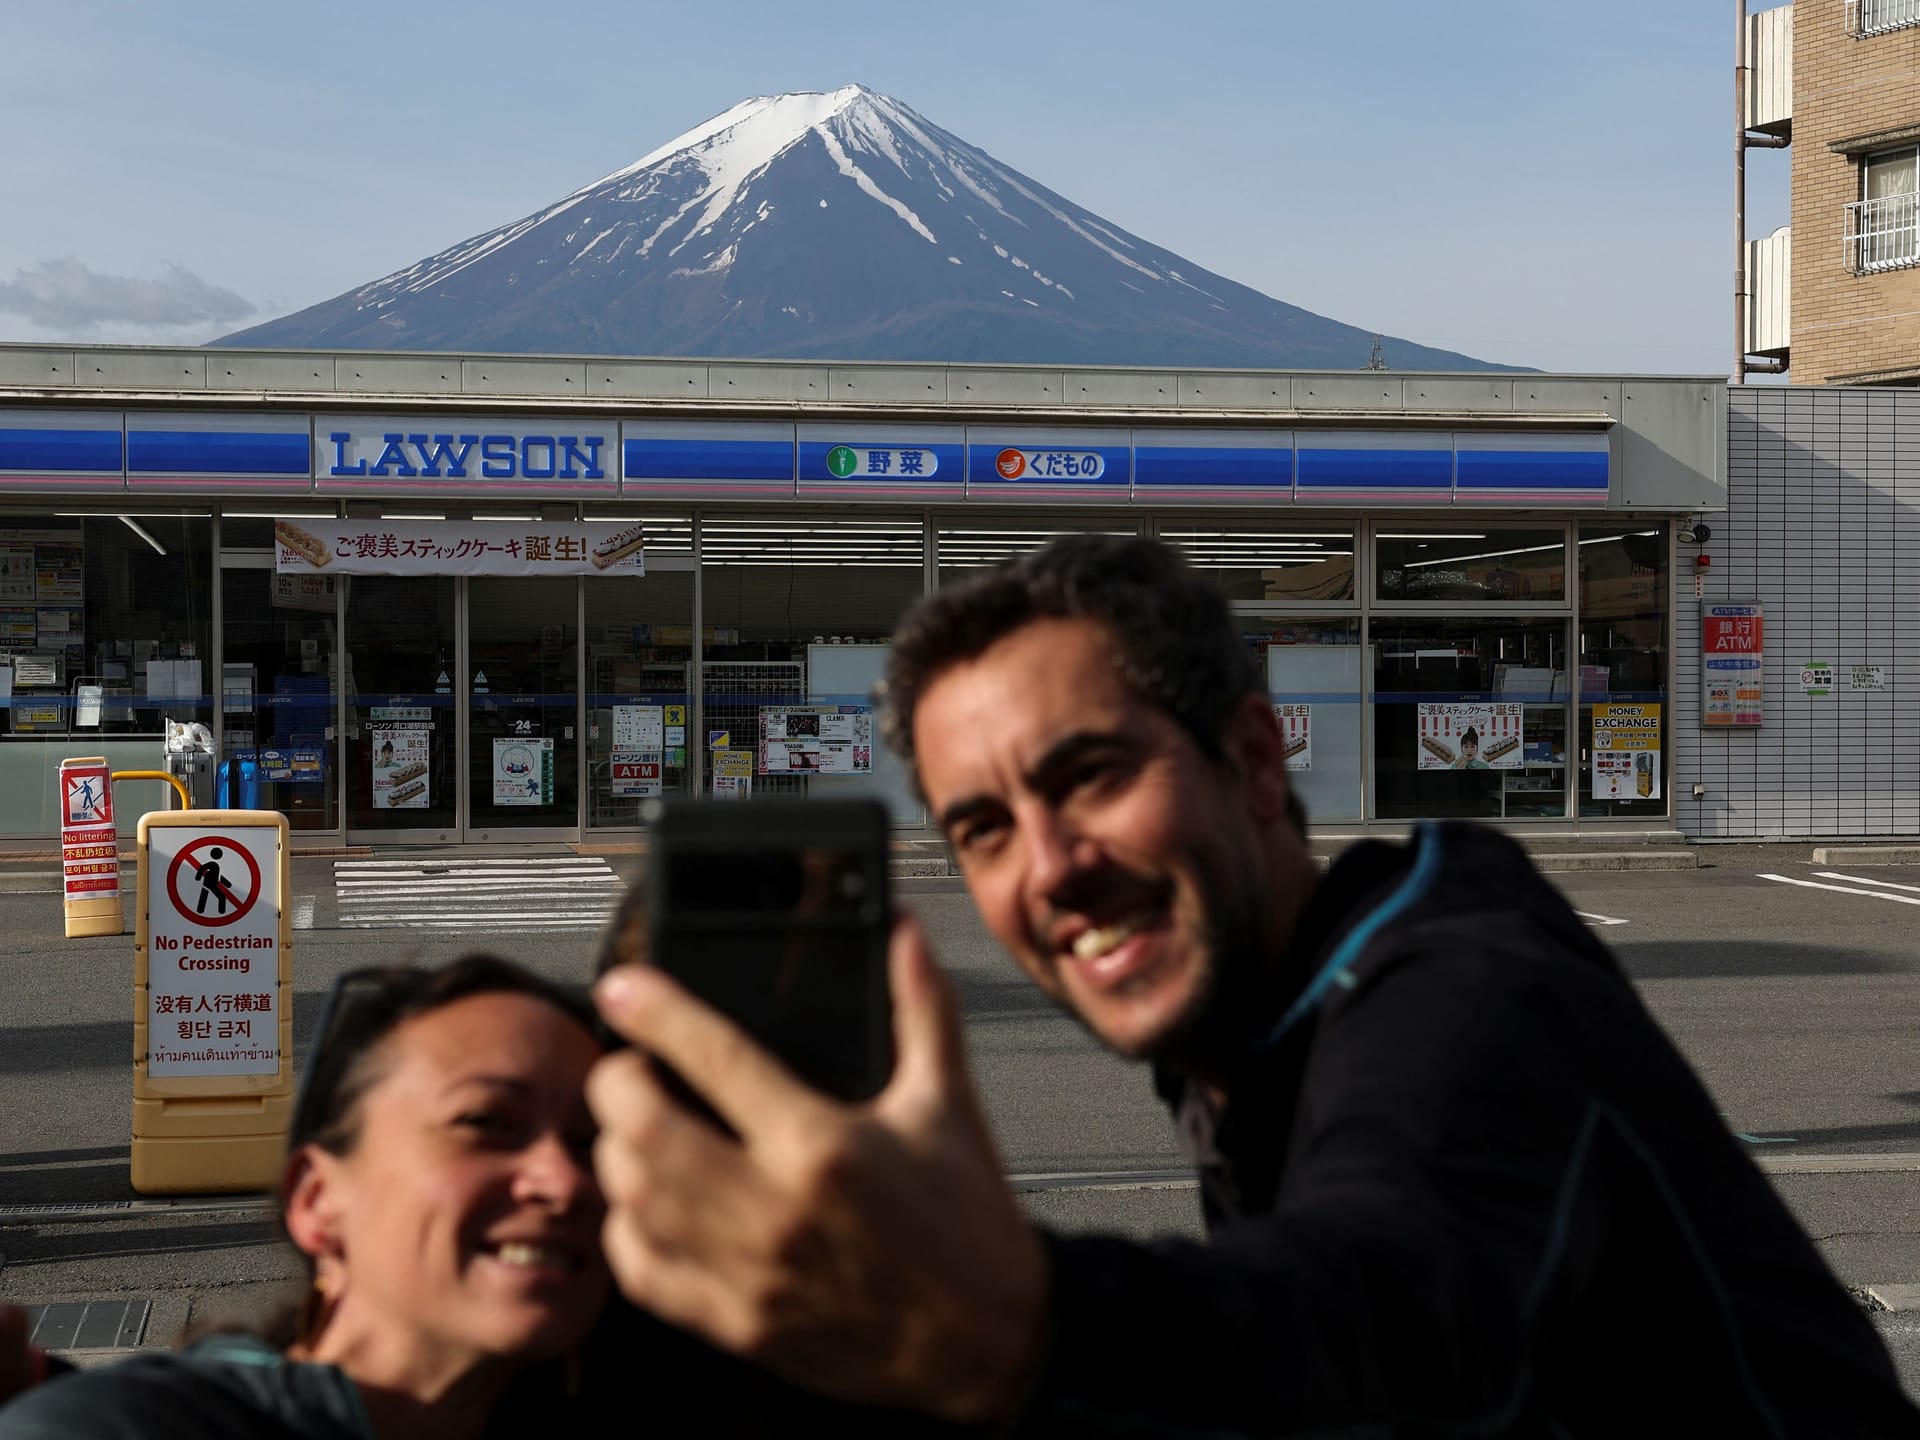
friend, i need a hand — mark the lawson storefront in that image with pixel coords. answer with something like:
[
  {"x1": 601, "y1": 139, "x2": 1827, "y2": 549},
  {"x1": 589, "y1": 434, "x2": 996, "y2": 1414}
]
[{"x1": 0, "y1": 349, "x2": 1724, "y2": 844}]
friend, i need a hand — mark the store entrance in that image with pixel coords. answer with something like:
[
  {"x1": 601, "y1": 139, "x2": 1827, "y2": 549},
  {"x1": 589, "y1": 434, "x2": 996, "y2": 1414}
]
[{"x1": 344, "y1": 575, "x2": 579, "y2": 843}]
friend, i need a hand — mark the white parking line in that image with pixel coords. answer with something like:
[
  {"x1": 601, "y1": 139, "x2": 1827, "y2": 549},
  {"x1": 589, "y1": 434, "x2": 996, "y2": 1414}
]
[
  {"x1": 1575, "y1": 911, "x2": 1630, "y2": 927},
  {"x1": 1756, "y1": 873, "x2": 1920, "y2": 906},
  {"x1": 1814, "y1": 871, "x2": 1920, "y2": 895}
]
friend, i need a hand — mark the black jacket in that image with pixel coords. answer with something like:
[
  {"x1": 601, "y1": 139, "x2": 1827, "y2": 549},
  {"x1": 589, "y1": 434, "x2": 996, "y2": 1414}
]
[{"x1": 1023, "y1": 822, "x2": 1919, "y2": 1437}]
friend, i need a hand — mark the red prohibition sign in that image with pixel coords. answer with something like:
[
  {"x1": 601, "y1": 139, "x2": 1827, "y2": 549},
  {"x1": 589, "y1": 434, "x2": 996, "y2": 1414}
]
[{"x1": 166, "y1": 834, "x2": 262, "y2": 928}]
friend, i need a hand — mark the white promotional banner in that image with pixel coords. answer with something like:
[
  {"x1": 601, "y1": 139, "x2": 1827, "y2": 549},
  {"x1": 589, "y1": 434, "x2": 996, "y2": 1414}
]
[
  {"x1": 759, "y1": 706, "x2": 873, "y2": 775},
  {"x1": 1273, "y1": 703, "x2": 1311, "y2": 771},
  {"x1": 145, "y1": 824, "x2": 282, "y2": 1078},
  {"x1": 274, "y1": 519, "x2": 645, "y2": 577}
]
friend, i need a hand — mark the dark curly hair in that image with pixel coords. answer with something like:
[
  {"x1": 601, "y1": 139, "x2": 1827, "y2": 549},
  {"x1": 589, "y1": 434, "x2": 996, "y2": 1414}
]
[{"x1": 878, "y1": 534, "x2": 1305, "y2": 830}]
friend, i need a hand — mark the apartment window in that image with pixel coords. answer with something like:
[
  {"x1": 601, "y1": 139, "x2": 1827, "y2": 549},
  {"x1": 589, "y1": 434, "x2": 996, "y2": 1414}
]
[
  {"x1": 1848, "y1": 0, "x2": 1920, "y2": 37},
  {"x1": 1848, "y1": 148, "x2": 1919, "y2": 273}
]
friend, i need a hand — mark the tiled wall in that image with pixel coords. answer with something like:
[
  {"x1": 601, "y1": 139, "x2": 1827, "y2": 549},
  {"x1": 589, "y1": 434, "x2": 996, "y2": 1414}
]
[{"x1": 1679, "y1": 385, "x2": 1920, "y2": 836}]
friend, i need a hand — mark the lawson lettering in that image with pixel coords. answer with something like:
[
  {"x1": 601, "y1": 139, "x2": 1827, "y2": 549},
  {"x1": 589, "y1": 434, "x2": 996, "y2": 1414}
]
[{"x1": 329, "y1": 432, "x2": 605, "y2": 480}]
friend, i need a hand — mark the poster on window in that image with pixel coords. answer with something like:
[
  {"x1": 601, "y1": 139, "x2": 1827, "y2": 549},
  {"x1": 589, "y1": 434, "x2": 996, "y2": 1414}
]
[
  {"x1": 493, "y1": 737, "x2": 554, "y2": 806},
  {"x1": 758, "y1": 705, "x2": 873, "y2": 775},
  {"x1": 1416, "y1": 703, "x2": 1524, "y2": 770},
  {"x1": 609, "y1": 751, "x2": 663, "y2": 799},
  {"x1": 35, "y1": 543, "x2": 84, "y2": 604},
  {"x1": 612, "y1": 704, "x2": 664, "y2": 750},
  {"x1": 712, "y1": 746, "x2": 754, "y2": 801},
  {"x1": 372, "y1": 727, "x2": 431, "y2": 809},
  {"x1": 0, "y1": 548, "x2": 35, "y2": 604},
  {"x1": 1591, "y1": 703, "x2": 1661, "y2": 801},
  {"x1": 1272, "y1": 704, "x2": 1311, "y2": 771}
]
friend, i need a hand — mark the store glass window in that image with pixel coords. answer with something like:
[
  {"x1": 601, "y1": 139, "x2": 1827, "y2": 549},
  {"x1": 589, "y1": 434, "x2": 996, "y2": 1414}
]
[
  {"x1": 1371, "y1": 618, "x2": 1569, "y2": 820},
  {"x1": 1578, "y1": 523, "x2": 1668, "y2": 818},
  {"x1": 1161, "y1": 524, "x2": 1355, "y2": 602},
  {"x1": 1375, "y1": 528, "x2": 1567, "y2": 603},
  {"x1": 220, "y1": 566, "x2": 339, "y2": 830},
  {"x1": 586, "y1": 514, "x2": 694, "y2": 827},
  {"x1": 1236, "y1": 617, "x2": 1362, "y2": 821},
  {"x1": 700, "y1": 514, "x2": 924, "y2": 822},
  {"x1": 935, "y1": 517, "x2": 1140, "y2": 587},
  {"x1": 0, "y1": 513, "x2": 213, "y2": 835}
]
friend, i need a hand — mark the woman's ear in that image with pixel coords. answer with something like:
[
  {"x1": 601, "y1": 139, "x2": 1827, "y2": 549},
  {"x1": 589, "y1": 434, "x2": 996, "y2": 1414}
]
[{"x1": 282, "y1": 1146, "x2": 345, "y2": 1263}]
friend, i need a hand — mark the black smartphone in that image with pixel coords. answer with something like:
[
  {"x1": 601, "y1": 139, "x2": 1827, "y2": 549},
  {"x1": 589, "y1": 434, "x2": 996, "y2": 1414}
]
[{"x1": 642, "y1": 797, "x2": 893, "y2": 1104}]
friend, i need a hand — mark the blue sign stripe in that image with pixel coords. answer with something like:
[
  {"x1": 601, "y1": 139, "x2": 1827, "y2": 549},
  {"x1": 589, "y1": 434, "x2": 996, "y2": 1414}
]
[
  {"x1": 128, "y1": 429, "x2": 310, "y2": 475},
  {"x1": 0, "y1": 427, "x2": 122, "y2": 473},
  {"x1": 1455, "y1": 450, "x2": 1607, "y2": 491},
  {"x1": 1135, "y1": 446, "x2": 1292, "y2": 489},
  {"x1": 1297, "y1": 448, "x2": 1451, "y2": 491},
  {"x1": 1373, "y1": 691, "x2": 1567, "y2": 704},
  {"x1": 625, "y1": 438, "x2": 793, "y2": 482}
]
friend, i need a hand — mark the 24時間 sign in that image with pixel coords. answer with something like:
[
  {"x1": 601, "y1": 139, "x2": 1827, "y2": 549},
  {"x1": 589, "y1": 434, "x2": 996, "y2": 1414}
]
[{"x1": 1701, "y1": 602, "x2": 1763, "y2": 728}]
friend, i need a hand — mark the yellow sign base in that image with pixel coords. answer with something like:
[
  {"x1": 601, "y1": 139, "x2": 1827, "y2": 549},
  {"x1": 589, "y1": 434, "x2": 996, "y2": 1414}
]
[{"x1": 64, "y1": 893, "x2": 124, "y2": 939}]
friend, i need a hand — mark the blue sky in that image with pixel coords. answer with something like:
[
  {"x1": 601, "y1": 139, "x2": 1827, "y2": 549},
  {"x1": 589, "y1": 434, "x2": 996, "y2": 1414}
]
[{"x1": 0, "y1": 1, "x2": 1783, "y2": 374}]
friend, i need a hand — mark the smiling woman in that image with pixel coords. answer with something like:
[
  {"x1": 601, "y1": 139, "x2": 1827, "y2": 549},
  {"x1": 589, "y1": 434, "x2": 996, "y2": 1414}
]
[{"x1": 0, "y1": 957, "x2": 613, "y2": 1440}]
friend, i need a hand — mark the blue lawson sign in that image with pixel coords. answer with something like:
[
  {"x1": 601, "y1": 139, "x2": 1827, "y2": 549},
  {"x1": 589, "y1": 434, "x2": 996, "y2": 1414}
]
[{"x1": 320, "y1": 417, "x2": 617, "y2": 493}]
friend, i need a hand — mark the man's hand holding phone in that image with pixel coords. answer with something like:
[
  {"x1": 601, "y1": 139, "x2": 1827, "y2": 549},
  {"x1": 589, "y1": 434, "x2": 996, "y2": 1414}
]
[{"x1": 587, "y1": 914, "x2": 1049, "y2": 1426}]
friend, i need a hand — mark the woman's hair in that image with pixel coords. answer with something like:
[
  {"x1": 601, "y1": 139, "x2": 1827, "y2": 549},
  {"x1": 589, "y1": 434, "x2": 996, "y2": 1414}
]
[
  {"x1": 206, "y1": 955, "x2": 599, "y2": 1350},
  {"x1": 291, "y1": 954, "x2": 597, "y2": 1164}
]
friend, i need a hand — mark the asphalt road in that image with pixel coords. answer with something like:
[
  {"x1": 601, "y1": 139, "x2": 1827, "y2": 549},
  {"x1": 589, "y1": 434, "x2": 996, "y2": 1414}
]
[{"x1": 3, "y1": 842, "x2": 1920, "y2": 1396}]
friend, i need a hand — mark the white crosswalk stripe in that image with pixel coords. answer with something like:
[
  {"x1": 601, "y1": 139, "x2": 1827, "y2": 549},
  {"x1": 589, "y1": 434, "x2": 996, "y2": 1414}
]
[
  {"x1": 333, "y1": 856, "x2": 625, "y2": 933},
  {"x1": 1757, "y1": 871, "x2": 1920, "y2": 907}
]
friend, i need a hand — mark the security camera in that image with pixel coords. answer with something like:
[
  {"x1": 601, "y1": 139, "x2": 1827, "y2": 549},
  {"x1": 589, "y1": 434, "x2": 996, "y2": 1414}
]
[{"x1": 1679, "y1": 522, "x2": 1712, "y2": 545}]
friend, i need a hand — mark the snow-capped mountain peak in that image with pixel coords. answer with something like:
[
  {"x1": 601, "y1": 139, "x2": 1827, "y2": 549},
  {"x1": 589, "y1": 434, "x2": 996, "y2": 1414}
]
[{"x1": 216, "y1": 86, "x2": 1505, "y2": 372}]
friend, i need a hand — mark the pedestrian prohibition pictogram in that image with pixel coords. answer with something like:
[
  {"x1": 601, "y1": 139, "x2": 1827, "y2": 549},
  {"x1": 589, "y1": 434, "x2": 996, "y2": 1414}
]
[{"x1": 165, "y1": 834, "x2": 262, "y2": 928}]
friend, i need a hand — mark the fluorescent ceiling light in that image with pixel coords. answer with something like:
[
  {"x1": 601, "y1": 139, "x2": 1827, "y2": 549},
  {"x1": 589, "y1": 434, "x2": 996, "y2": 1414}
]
[
  {"x1": 119, "y1": 516, "x2": 167, "y2": 556},
  {"x1": 381, "y1": 513, "x2": 446, "y2": 521},
  {"x1": 1377, "y1": 533, "x2": 1488, "y2": 541},
  {"x1": 1403, "y1": 542, "x2": 1563, "y2": 569}
]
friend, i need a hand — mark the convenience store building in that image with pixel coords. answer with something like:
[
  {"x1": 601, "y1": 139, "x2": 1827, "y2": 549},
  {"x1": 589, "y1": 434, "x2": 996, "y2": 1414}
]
[{"x1": 0, "y1": 345, "x2": 1723, "y2": 846}]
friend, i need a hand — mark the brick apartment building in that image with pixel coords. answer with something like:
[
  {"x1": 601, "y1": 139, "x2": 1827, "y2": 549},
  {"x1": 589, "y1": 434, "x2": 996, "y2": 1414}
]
[{"x1": 1741, "y1": 0, "x2": 1920, "y2": 383}]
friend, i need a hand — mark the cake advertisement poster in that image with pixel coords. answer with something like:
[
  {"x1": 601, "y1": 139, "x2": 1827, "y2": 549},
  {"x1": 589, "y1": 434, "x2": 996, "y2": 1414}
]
[{"x1": 1416, "y1": 703, "x2": 1524, "y2": 771}]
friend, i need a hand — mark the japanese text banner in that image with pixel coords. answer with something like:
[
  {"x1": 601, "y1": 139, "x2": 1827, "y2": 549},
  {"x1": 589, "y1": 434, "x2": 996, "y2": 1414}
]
[{"x1": 274, "y1": 519, "x2": 645, "y2": 577}]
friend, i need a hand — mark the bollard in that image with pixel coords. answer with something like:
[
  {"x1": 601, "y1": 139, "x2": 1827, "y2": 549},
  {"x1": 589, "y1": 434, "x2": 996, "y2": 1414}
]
[
  {"x1": 59, "y1": 756, "x2": 122, "y2": 939},
  {"x1": 131, "y1": 809, "x2": 292, "y2": 1194}
]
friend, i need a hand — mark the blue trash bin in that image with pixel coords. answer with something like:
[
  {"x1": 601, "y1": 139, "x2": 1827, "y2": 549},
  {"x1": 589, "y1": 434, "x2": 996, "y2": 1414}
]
[{"x1": 216, "y1": 756, "x2": 261, "y2": 809}]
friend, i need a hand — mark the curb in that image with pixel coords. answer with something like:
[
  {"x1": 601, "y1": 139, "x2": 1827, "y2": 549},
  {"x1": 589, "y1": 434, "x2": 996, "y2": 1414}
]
[
  {"x1": 1528, "y1": 851, "x2": 1698, "y2": 873},
  {"x1": 1811, "y1": 846, "x2": 1920, "y2": 866}
]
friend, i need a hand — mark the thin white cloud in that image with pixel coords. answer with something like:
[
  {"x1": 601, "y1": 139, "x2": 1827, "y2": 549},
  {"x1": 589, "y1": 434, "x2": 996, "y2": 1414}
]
[{"x1": 0, "y1": 258, "x2": 255, "y2": 331}]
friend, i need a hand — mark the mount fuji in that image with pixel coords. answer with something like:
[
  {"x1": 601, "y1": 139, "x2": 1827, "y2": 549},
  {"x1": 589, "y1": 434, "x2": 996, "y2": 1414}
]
[{"x1": 216, "y1": 85, "x2": 1507, "y2": 371}]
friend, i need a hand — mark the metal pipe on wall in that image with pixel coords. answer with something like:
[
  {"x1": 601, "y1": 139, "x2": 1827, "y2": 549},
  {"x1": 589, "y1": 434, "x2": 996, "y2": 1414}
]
[{"x1": 1735, "y1": 0, "x2": 1748, "y2": 385}]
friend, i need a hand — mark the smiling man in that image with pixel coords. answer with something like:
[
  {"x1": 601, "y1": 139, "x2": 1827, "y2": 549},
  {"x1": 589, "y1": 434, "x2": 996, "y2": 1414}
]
[{"x1": 589, "y1": 535, "x2": 1917, "y2": 1436}]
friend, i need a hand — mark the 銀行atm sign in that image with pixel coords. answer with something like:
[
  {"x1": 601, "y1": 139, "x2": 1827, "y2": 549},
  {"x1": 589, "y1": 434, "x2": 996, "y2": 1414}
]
[{"x1": 1701, "y1": 602, "x2": 1764, "y2": 728}]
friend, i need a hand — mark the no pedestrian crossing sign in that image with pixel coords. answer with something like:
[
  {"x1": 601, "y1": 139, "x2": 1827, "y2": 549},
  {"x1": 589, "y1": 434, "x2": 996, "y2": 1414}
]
[{"x1": 142, "y1": 820, "x2": 283, "y2": 1078}]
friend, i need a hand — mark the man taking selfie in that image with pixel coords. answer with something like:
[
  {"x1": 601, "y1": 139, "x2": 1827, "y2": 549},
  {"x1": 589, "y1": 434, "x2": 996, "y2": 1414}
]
[{"x1": 588, "y1": 535, "x2": 1917, "y2": 1435}]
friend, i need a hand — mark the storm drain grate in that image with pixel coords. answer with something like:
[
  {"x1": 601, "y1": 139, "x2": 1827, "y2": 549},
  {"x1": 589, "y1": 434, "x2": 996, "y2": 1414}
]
[
  {"x1": 24, "y1": 1299, "x2": 150, "y2": 1349},
  {"x1": 0, "y1": 1202, "x2": 134, "y2": 1218}
]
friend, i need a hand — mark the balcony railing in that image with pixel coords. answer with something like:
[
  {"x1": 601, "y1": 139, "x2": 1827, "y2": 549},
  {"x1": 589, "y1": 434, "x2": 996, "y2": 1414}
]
[
  {"x1": 1848, "y1": 0, "x2": 1920, "y2": 36},
  {"x1": 1845, "y1": 193, "x2": 1920, "y2": 272}
]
